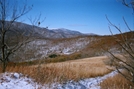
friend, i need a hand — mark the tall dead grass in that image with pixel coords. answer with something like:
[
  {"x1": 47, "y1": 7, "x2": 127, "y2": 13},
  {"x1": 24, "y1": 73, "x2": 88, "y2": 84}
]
[
  {"x1": 100, "y1": 73, "x2": 134, "y2": 89},
  {"x1": 0, "y1": 56, "x2": 112, "y2": 84}
]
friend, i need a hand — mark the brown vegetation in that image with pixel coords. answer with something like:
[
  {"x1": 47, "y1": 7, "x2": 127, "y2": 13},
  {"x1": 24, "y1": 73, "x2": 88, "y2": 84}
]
[
  {"x1": 100, "y1": 73, "x2": 134, "y2": 89},
  {"x1": 0, "y1": 56, "x2": 112, "y2": 84}
]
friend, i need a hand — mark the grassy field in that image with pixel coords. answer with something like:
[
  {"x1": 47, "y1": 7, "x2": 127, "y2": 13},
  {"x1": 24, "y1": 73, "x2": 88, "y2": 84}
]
[
  {"x1": 40, "y1": 56, "x2": 112, "y2": 81},
  {"x1": 0, "y1": 56, "x2": 112, "y2": 84}
]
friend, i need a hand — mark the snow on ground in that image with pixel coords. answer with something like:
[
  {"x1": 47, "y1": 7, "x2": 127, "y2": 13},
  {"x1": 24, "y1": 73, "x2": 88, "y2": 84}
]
[
  {"x1": 0, "y1": 72, "x2": 39, "y2": 89},
  {"x1": 0, "y1": 71, "x2": 118, "y2": 89}
]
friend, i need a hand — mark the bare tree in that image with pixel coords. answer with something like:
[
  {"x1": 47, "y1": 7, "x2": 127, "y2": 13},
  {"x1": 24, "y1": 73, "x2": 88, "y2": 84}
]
[
  {"x1": 120, "y1": 0, "x2": 134, "y2": 9},
  {"x1": 0, "y1": 0, "x2": 32, "y2": 72},
  {"x1": 105, "y1": 0, "x2": 134, "y2": 84}
]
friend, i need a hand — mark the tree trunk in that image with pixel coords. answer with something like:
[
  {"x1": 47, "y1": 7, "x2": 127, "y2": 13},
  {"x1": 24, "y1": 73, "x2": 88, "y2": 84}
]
[{"x1": 2, "y1": 61, "x2": 6, "y2": 73}]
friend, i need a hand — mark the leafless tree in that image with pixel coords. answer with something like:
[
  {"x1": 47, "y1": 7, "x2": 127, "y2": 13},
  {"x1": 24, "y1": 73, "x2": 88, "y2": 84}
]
[
  {"x1": 105, "y1": 0, "x2": 134, "y2": 84},
  {"x1": 120, "y1": 0, "x2": 134, "y2": 9},
  {"x1": 0, "y1": 0, "x2": 33, "y2": 72}
]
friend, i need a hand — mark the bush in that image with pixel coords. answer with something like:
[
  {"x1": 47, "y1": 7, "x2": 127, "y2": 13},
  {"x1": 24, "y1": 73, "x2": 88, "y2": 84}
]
[
  {"x1": 48, "y1": 54, "x2": 59, "y2": 58},
  {"x1": 45, "y1": 53, "x2": 82, "y2": 63}
]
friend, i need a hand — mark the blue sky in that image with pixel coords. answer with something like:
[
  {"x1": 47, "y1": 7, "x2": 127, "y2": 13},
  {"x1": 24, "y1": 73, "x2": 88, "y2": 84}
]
[{"x1": 21, "y1": 0, "x2": 133, "y2": 35}]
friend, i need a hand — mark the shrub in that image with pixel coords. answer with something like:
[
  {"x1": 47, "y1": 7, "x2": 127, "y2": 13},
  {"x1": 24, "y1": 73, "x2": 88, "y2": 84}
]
[{"x1": 49, "y1": 54, "x2": 59, "y2": 58}]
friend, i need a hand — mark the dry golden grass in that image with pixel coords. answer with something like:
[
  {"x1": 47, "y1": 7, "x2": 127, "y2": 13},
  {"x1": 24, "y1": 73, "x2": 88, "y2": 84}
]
[
  {"x1": 102, "y1": 54, "x2": 134, "y2": 89},
  {"x1": 0, "y1": 56, "x2": 112, "y2": 84},
  {"x1": 100, "y1": 73, "x2": 134, "y2": 89},
  {"x1": 43, "y1": 56, "x2": 112, "y2": 80}
]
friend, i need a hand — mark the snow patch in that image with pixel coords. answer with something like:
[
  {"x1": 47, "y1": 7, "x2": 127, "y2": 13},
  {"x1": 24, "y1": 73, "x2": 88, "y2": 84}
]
[{"x1": 0, "y1": 72, "x2": 39, "y2": 89}]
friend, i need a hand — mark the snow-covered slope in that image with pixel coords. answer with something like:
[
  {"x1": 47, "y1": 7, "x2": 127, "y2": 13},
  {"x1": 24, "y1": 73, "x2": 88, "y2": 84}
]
[
  {"x1": 11, "y1": 36, "x2": 94, "y2": 62},
  {"x1": 0, "y1": 71, "x2": 117, "y2": 89}
]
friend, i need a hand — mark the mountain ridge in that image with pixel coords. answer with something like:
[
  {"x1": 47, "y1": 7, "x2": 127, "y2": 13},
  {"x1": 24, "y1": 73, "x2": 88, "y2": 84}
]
[{"x1": 1, "y1": 21, "x2": 98, "y2": 39}]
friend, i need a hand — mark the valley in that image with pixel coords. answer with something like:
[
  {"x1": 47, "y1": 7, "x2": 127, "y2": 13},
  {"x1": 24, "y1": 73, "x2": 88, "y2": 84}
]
[{"x1": 0, "y1": 22, "x2": 134, "y2": 89}]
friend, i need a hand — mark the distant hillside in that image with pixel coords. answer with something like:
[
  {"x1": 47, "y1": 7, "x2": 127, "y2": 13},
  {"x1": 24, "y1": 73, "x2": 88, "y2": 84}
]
[
  {"x1": 1, "y1": 21, "x2": 86, "y2": 39},
  {"x1": 50, "y1": 28, "x2": 84, "y2": 38}
]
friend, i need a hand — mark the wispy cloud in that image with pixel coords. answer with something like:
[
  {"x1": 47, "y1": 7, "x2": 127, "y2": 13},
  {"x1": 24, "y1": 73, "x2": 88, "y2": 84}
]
[{"x1": 68, "y1": 24, "x2": 88, "y2": 27}]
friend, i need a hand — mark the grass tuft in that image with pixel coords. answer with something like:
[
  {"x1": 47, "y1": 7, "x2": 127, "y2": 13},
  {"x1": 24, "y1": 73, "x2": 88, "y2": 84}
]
[{"x1": 100, "y1": 74, "x2": 134, "y2": 89}]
